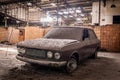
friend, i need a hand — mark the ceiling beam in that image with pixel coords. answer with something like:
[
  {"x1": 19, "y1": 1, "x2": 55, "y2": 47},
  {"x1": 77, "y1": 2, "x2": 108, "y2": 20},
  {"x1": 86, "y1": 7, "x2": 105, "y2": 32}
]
[
  {"x1": 43, "y1": 3, "x2": 92, "y2": 11},
  {"x1": 39, "y1": 0, "x2": 92, "y2": 8},
  {"x1": 39, "y1": 0, "x2": 91, "y2": 5},
  {"x1": 0, "y1": 12, "x2": 26, "y2": 23},
  {"x1": 0, "y1": 0, "x2": 32, "y2": 5}
]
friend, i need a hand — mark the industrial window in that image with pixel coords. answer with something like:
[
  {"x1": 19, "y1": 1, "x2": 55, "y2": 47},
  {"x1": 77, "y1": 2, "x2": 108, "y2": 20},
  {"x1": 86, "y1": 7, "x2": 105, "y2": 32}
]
[{"x1": 113, "y1": 15, "x2": 120, "y2": 24}]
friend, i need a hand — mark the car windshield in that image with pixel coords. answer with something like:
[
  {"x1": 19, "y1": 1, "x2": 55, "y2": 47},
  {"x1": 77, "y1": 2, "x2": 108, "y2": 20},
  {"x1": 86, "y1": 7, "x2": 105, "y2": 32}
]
[{"x1": 44, "y1": 27, "x2": 82, "y2": 40}]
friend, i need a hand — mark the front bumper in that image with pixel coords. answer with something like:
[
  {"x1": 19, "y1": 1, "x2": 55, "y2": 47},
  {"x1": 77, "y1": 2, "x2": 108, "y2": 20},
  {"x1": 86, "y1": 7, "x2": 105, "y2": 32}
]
[{"x1": 16, "y1": 55, "x2": 67, "y2": 67}]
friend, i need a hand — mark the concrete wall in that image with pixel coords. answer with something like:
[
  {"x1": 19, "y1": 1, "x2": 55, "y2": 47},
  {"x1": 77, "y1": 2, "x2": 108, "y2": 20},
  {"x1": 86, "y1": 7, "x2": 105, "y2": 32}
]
[{"x1": 92, "y1": 0, "x2": 120, "y2": 25}]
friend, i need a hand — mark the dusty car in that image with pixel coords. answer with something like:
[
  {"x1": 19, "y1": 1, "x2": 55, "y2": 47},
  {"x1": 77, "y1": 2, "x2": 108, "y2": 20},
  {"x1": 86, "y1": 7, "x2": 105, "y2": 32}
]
[{"x1": 16, "y1": 27, "x2": 100, "y2": 73}]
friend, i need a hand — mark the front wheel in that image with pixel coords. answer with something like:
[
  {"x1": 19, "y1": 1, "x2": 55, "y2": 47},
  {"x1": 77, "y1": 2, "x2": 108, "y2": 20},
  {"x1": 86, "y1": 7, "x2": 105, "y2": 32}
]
[{"x1": 65, "y1": 58, "x2": 78, "y2": 73}]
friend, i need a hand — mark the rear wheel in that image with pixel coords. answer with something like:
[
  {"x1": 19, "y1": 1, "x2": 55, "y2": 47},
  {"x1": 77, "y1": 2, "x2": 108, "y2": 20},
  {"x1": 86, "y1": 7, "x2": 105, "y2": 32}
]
[
  {"x1": 90, "y1": 50, "x2": 98, "y2": 59},
  {"x1": 65, "y1": 58, "x2": 78, "y2": 73}
]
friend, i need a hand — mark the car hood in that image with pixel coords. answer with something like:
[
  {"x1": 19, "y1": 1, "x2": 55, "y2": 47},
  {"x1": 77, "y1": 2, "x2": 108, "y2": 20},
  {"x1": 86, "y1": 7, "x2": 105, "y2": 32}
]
[{"x1": 17, "y1": 38, "x2": 79, "y2": 51}]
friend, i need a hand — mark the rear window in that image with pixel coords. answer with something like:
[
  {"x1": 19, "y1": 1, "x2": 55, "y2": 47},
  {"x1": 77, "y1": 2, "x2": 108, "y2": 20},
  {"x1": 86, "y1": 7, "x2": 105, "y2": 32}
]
[{"x1": 89, "y1": 30, "x2": 97, "y2": 39}]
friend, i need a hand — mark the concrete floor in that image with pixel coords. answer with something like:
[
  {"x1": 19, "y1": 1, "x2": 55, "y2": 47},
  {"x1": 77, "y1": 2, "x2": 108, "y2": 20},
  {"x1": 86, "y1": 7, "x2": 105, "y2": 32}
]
[{"x1": 0, "y1": 44, "x2": 120, "y2": 80}]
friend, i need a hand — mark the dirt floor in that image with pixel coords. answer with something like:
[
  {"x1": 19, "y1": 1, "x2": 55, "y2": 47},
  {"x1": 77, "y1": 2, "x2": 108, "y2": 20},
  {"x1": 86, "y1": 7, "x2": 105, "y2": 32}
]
[{"x1": 0, "y1": 44, "x2": 120, "y2": 80}]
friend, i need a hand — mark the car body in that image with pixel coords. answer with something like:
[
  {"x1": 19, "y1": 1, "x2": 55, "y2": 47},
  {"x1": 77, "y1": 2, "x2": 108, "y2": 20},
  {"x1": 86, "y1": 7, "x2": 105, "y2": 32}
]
[{"x1": 16, "y1": 27, "x2": 100, "y2": 73}]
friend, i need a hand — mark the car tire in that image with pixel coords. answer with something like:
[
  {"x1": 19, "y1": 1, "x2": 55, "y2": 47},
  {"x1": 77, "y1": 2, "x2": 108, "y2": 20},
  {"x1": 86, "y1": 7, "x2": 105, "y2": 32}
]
[
  {"x1": 65, "y1": 58, "x2": 78, "y2": 73},
  {"x1": 90, "y1": 50, "x2": 98, "y2": 59}
]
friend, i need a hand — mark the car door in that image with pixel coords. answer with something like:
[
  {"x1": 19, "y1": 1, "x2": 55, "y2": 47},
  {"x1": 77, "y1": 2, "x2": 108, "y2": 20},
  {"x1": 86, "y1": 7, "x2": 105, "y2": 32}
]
[
  {"x1": 88, "y1": 30, "x2": 99, "y2": 55},
  {"x1": 81, "y1": 29, "x2": 91, "y2": 58}
]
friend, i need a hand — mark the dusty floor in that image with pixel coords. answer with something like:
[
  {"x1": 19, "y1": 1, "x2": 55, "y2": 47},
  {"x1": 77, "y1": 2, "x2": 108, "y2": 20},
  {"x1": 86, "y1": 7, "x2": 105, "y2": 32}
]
[{"x1": 0, "y1": 44, "x2": 120, "y2": 80}]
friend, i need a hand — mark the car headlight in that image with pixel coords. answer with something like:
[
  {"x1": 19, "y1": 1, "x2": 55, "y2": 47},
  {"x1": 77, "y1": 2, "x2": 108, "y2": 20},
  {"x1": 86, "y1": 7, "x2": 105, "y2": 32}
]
[
  {"x1": 17, "y1": 47, "x2": 26, "y2": 54},
  {"x1": 54, "y1": 52, "x2": 61, "y2": 59},
  {"x1": 47, "y1": 51, "x2": 53, "y2": 58}
]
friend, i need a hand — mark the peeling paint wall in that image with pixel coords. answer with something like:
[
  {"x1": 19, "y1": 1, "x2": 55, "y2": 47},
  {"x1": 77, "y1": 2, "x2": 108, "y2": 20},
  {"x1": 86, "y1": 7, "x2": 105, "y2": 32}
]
[{"x1": 92, "y1": 0, "x2": 120, "y2": 25}]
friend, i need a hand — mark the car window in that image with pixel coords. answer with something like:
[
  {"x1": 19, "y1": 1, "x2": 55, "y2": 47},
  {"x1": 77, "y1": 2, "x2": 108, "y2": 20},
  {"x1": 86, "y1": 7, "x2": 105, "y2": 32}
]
[
  {"x1": 82, "y1": 29, "x2": 89, "y2": 41},
  {"x1": 89, "y1": 30, "x2": 97, "y2": 39},
  {"x1": 44, "y1": 27, "x2": 83, "y2": 40}
]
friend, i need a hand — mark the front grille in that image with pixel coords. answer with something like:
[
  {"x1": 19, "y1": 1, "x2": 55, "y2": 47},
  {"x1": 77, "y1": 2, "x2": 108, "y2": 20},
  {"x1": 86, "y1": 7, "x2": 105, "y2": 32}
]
[{"x1": 25, "y1": 48, "x2": 46, "y2": 58}]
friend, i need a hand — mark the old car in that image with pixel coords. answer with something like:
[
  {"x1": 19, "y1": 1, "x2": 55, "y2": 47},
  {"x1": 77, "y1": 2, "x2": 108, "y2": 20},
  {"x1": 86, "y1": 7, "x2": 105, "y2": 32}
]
[{"x1": 16, "y1": 27, "x2": 100, "y2": 73}]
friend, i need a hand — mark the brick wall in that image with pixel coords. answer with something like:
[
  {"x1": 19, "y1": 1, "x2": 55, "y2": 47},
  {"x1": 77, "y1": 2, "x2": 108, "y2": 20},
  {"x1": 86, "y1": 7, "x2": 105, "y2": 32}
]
[
  {"x1": 94, "y1": 24, "x2": 120, "y2": 52},
  {"x1": 24, "y1": 27, "x2": 45, "y2": 40},
  {"x1": 0, "y1": 27, "x2": 8, "y2": 42},
  {"x1": 1, "y1": 26, "x2": 119, "y2": 52},
  {"x1": 7, "y1": 27, "x2": 19, "y2": 44}
]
